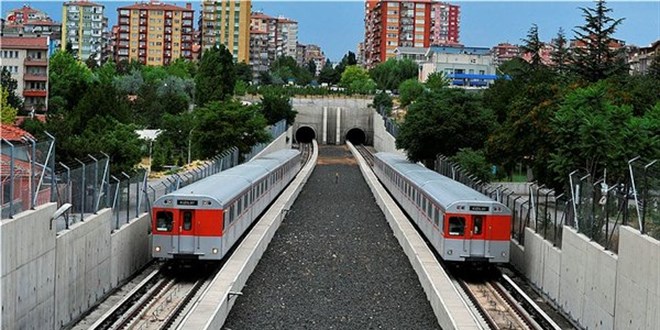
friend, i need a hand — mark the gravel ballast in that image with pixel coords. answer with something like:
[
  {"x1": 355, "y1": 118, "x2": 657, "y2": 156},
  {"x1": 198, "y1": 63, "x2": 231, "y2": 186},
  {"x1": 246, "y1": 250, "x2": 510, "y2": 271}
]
[{"x1": 224, "y1": 145, "x2": 440, "y2": 329}]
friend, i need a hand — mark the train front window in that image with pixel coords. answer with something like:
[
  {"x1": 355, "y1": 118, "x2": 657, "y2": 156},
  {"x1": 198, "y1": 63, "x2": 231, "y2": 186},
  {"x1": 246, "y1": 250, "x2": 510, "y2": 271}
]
[
  {"x1": 156, "y1": 211, "x2": 173, "y2": 232},
  {"x1": 448, "y1": 217, "x2": 465, "y2": 236},
  {"x1": 473, "y1": 216, "x2": 483, "y2": 235},
  {"x1": 182, "y1": 211, "x2": 193, "y2": 231}
]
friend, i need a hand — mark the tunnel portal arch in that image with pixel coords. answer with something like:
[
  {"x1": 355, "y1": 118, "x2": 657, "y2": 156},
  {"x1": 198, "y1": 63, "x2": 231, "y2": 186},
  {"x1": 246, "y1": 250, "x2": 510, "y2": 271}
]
[
  {"x1": 345, "y1": 128, "x2": 368, "y2": 145},
  {"x1": 295, "y1": 126, "x2": 317, "y2": 143}
]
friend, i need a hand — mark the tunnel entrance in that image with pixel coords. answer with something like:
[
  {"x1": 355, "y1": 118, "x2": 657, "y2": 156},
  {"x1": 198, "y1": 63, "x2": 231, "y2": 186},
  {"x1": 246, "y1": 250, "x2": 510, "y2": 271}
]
[
  {"x1": 345, "y1": 128, "x2": 367, "y2": 145},
  {"x1": 295, "y1": 126, "x2": 316, "y2": 143}
]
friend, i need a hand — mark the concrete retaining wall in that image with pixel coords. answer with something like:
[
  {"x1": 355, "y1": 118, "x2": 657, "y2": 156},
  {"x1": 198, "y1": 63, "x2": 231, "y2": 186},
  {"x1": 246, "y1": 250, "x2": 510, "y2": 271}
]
[
  {"x1": 253, "y1": 126, "x2": 293, "y2": 160},
  {"x1": 1, "y1": 203, "x2": 57, "y2": 330},
  {"x1": 110, "y1": 214, "x2": 151, "y2": 288},
  {"x1": 614, "y1": 226, "x2": 660, "y2": 330},
  {"x1": 54, "y1": 209, "x2": 113, "y2": 328},
  {"x1": 372, "y1": 112, "x2": 406, "y2": 157},
  {"x1": 1, "y1": 205, "x2": 153, "y2": 330}
]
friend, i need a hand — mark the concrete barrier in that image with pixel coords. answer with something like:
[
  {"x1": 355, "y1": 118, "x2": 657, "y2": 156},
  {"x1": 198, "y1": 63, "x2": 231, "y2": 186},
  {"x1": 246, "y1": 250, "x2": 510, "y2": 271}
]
[
  {"x1": 615, "y1": 226, "x2": 660, "y2": 330},
  {"x1": 1, "y1": 203, "x2": 57, "y2": 330},
  {"x1": 110, "y1": 214, "x2": 151, "y2": 288},
  {"x1": 54, "y1": 209, "x2": 113, "y2": 327},
  {"x1": 372, "y1": 112, "x2": 406, "y2": 157},
  {"x1": 348, "y1": 142, "x2": 480, "y2": 330},
  {"x1": 522, "y1": 228, "x2": 562, "y2": 304},
  {"x1": 178, "y1": 140, "x2": 319, "y2": 329}
]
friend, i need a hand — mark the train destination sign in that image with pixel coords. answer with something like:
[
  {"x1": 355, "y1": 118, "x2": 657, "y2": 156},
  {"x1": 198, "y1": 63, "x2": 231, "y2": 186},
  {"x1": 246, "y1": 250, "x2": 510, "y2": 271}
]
[
  {"x1": 177, "y1": 199, "x2": 198, "y2": 206},
  {"x1": 469, "y1": 205, "x2": 489, "y2": 212}
]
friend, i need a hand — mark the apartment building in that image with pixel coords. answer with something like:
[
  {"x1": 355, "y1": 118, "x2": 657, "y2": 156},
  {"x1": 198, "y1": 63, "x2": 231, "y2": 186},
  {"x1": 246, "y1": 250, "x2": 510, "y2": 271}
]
[
  {"x1": 1, "y1": 5, "x2": 62, "y2": 52},
  {"x1": 627, "y1": 40, "x2": 659, "y2": 75},
  {"x1": 61, "y1": 1, "x2": 107, "y2": 63},
  {"x1": 491, "y1": 42, "x2": 520, "y2": 66},
  {"x1": 0, "y1": 36, "x2": 49, "y2": 112},
  {"x1": 430, "y1": 2, "x2": 459, "y2": 45},
  {"x1": 200, "y1": 0, "x2": 251, "y2": 62},
  {"x1": 296, "y1": 43, "x2": 326, "y2": 75},
  {"x1": 115, "y1": 2, "x2": 194, "y2": 66},
  {"x1": 364, "y1": 0, "x2": 460, "y2": 68},
  {"x1": 248, "y1": 12, "x2": 298, "y2": 77}
]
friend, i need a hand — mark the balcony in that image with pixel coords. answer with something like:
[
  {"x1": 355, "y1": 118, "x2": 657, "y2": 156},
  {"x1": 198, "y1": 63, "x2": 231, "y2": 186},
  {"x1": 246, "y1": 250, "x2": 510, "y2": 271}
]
[
  {"x1": 24, "y1": 58, "x2": 48, "y2": 67},
  {"x1": 23, "y1": 73, "x2": 48, "y2": 82},
  {"x1": 23, "y1": 89, "x2": 47, "y2": 98}
]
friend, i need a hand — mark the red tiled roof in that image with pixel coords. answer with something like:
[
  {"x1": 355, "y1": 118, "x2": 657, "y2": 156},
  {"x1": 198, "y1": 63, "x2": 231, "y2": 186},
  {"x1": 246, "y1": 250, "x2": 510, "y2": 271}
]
[
  {"x1": 277, "y1": 18, "x2": 297, "y2": 24},
  {"x1": 119, "y1": 2, "x2": 193, "y2": 12},
  {"x1": 0, "y1": 124, "x2": 35, "y2": 142},
  {"x1": 251, "y1": 12, "x2": 273, "y2": 19},
  {"x1": 0, "y1": 36, "x2": 49, "y2": 50}
]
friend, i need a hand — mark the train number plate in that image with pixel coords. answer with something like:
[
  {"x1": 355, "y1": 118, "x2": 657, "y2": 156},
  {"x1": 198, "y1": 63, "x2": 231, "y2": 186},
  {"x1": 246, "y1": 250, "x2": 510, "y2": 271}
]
[
  {"x1": 469, "y1": 205, "x2": 489, "y2": 212},
  {"x1": 177, "y1": 199, "x2": 198, "y2": 206}
]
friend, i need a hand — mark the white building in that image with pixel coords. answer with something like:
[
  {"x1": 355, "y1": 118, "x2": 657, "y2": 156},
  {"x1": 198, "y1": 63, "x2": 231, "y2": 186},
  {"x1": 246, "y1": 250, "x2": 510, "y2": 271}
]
[{"x1": 418, "y1": 45, "x2": 497, "y2": 88}]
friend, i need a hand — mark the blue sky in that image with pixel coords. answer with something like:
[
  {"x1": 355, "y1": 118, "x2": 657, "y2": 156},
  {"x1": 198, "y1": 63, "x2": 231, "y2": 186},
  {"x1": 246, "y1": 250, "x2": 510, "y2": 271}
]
[{"x1": 3, "y1": 1, "x2": 659, "y2": 61}]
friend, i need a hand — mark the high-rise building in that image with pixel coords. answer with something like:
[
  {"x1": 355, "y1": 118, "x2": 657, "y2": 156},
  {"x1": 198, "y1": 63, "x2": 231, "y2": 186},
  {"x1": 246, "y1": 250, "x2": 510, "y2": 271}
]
[
  {"x1": 364, "y1": 0, "x2": 460, "y2": 68},
  {"x1": 430, "y1": 2, "x2": 459, "y2": 45},
  {"x1": 0, "y1": 36, "x2": 50, "y2": 112},
  {"x1": 248, "y1": 12, "x2": 298, "y2": 78},
  {"x1": 61, "y1": 1, "x2": 107, "y2": 63},
  {"x1": 1, "y1": 5, "x2": 62, "y2": 52},
  {"x1": 200, "y1": 0, "x2": 251, "y2": 63},
  {"x1": 295, "y1": 43, "x2": 326, "y2": 75},
  {"x1": 115, "y1": 2, "x2": 194, "y2": 66}
]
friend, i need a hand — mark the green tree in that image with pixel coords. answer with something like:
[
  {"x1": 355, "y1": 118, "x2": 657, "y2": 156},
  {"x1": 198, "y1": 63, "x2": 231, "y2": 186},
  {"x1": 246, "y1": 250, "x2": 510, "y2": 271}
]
[
  {"x1": 114, "y1": 69, "x2": 144, "y2": 95},
  {"x1": 318, "y1": 61, "x2": 339, "y2": 84},
  {"x1": 260, "y1": 91, "x2": 297, "y2": 125},
  {"x1": 334, "y1": 51, "x2": 358, "y2": 80},
  {"x1": 48, "y1": 50, "x2": 93, "y2": 113},
  {"x1": 193, "y1": 101, "x2": 270, "y2": 158},
  {"x1": 339, "y1": 65, "x2": 376, "y2": 94},
  {"x1": 372, "y1": 91, "x2": 393, "y2": 115},
  {"x1": 1, "y1": 67, "x2": 22, "y2": 109},
  {"x1": 1, "y1": 87, "x2": 18, "y2": 124},
  {"x1": 572, "y1": 0, "x2": 626, "y2": 82},
  {"x1": 396, "y1": 89, "x2": 495, "y2": 165},
  {"x1": 648, "y1": 52, "x2": 660, "y2": 80},
  {"x1": 398, "y1": 78, "x2": 424, "y2": 107},
  {"x1": 235, "y1": 62, "x2": 253, "y2": 83},
  {"x1": 521, "y1": 24, "x2": 544, "y2": 69},
  {"x1": 305, "y1": 60, "x2": 317, "y2": 77},
  {"x1": 369, "y1": 58, "x2": 418, "y2": 91},
  {"x1": 425, "y1": 72, "x2": 449, "y2": 92},
  {"x1": 449, "y1": 148, "x2": 494, "y2": 183},
  {"x1": 166, "y1": 58, "x2": 196, "y2": 79},
  {"x1": 270, "y1": 56, "x2": 312, "y2": 85},
  {"x1": 548, "y1": 83, "x2": 652, "y2": 184},
  {"x1": 195, "y1": 45, "x2": 236, "y2": 106},
  {"x1": 550, "y1": 28, "x2": 570, "y2": 75}
]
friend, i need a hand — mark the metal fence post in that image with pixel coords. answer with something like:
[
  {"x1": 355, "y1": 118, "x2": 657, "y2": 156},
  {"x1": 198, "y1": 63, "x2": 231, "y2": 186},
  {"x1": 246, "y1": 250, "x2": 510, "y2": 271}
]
[
  {"x1": 641, "y1": 160, "x2": 658, "y2": 235},
  {"x1": 45, "y1": 132, "x2": 56, "y2": 203},
  {"x1": 122, "y1": 172, "x2": 130, "y2": 224},
  {"x1": 111, "y1": 175, "x2": 120, "y2": 230},
  {"x1": 2, "y1": 139, "x2": 16, "y2": 218},
  {"x1": 88, "y1": 154, "x2": 99, "y2": 214},
  {"x1": 22, "y1": 136, "x2": 37, "y2": 209},
  {"x1": 75, "y1": 158, "x2": 85, "y2": 220},
  {"x1": 59, "y1": 162, "x2": 71, "y2": 229}
]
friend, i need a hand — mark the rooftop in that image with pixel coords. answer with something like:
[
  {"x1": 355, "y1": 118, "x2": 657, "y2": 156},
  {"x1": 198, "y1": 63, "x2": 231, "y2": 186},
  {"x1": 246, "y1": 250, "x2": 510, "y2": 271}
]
[
  {"x1": 0, "y1": 36, "x2": 49, "y2": 50},
  {"x1": 119, "y1": 2, "x2": 193, "y2": 12},
  {"x1": 0, "y1": 124, "x2": 35, "y2": 142}
]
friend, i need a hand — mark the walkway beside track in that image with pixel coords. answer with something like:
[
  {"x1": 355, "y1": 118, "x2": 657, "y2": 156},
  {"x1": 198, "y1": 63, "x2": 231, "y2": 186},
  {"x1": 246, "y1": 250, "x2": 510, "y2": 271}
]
[{"x1": 223, "y1": 145, "x2": 439, "y2": 328}]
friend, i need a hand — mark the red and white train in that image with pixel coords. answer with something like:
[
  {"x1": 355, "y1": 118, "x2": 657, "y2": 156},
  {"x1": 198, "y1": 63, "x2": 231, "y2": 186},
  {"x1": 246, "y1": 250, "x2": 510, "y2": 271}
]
[
  {"x1": 374, "y1": 152, "x2": 512, "y2": 264},
  {"x1": 152, "y1": 149, "x2": 301, "y2": 260}
]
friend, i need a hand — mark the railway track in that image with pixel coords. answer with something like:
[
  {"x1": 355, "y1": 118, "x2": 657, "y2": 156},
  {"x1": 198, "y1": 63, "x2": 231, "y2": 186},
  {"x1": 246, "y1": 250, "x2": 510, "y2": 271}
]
[
  {"x1": 299, "y1": 142, "x2": 313, "y2": 165},
  {"x1": 88, "y1": 267, "x2": 217, "y2": 330},
  {"x1": 355, "y1": 144, "x2": 375, "y2": 166}
]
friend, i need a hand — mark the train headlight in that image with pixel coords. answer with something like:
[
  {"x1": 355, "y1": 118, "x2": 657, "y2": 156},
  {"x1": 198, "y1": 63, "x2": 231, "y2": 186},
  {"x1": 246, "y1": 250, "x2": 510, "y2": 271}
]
[
  {"x1": 501, "y1": 251, "x2": 507, "y2": 257},
  {"x1": 447, "y1": 249, "x2": 453, "y2": 255},
  {"x1": 212, "y1": 248, "x2": 218, "y2": 254},
  {"x1": 155, "y1": 246, "x2": 161, "y2": 252}
]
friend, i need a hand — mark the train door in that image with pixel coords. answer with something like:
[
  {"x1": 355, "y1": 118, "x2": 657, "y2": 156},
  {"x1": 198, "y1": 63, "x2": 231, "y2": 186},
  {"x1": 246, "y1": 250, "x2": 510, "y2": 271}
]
[
  {"x1": 178, "y1": 210, "x2": 195, "y2": 254},
  {"x1": 467, "y1": 215, "x2": 486, "y2": 257}
]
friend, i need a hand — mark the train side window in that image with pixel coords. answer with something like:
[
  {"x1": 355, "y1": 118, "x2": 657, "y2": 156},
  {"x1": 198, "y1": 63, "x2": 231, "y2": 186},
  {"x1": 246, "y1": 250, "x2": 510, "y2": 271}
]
[
  {"x1": 182, "y1": 211, "x2": 193, "y2": 231},
  {"x1": 434, "y1": 209, "x2": 440, "y2": 227},
  {"x1": 156, "y1": 211, "x2": 173, "y2": 232},
  {"x1": 473, "y1": 216, "x2": 483, "y2": 235},
  {"x1": 448, "y1": 217, "x2": 466, "y2": 236},
  {"x1": 427, "y1": 201, "x2": 432, "y2": 217}
]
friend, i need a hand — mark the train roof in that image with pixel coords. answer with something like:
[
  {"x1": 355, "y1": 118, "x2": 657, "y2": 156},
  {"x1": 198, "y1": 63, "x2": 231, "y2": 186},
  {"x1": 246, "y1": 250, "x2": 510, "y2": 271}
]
[
  {"x1": 375, "y1": 152, "x2": 499, "y2": 208},
  {"x1": 156, "y1": 149, "x2": 300, "y2": 207}
]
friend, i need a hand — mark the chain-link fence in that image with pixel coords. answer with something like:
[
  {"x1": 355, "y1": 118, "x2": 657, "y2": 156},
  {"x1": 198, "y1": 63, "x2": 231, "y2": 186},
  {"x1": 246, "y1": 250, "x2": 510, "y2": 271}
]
[
  {"x1": 1, "y1": 136, "x2": 56, "y2": 219},
  {"x1": 626, "y1": 157, "x2": 659, "y2": 239}
]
